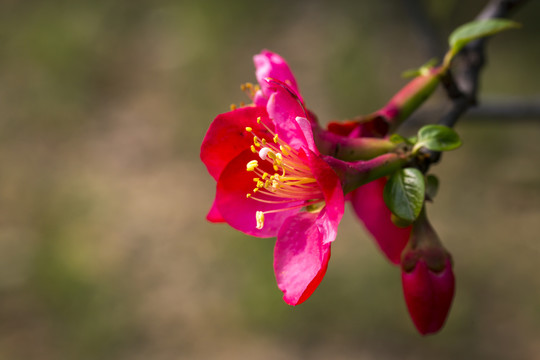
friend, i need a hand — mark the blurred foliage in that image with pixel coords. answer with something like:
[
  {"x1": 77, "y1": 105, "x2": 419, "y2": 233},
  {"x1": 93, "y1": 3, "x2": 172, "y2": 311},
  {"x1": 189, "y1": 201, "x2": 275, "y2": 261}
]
[{"x1": 0, "y1": 0, "x2": 539, "y2": 359}]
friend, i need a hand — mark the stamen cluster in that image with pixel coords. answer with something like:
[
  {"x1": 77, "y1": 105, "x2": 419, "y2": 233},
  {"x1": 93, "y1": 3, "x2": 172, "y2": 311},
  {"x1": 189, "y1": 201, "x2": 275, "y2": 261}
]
[{"x1": 245, "y1": 117, "x2": 324, "y2": 229}]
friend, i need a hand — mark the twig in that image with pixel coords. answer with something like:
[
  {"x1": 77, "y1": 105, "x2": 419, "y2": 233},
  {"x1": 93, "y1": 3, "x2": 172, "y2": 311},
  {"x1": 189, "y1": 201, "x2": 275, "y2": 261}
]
[{"x1": 424, "y1": 0, "x2": 529, "y2": 168}]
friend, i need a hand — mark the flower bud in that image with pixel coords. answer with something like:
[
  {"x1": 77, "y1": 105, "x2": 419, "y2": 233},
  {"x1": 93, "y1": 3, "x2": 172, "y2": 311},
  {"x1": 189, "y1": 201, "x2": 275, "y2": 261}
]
[{"x1": 401, "y1": 210, "x2": 455, "y2": 335}]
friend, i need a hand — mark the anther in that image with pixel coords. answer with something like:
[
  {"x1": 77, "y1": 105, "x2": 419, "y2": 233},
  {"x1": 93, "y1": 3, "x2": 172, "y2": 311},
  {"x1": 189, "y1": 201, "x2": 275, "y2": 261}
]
[
  {"x1": 256, "y1": 211, "x2": 265, "y2": 230},
  {"x1": 246, "y1": 160, "x2": 258, "y2": 171}
]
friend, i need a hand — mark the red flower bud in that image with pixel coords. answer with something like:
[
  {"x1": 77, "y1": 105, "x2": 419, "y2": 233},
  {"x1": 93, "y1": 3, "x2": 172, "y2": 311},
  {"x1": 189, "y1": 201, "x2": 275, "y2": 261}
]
[{"x1": 401, "y1": 209, "x2": 455, "y2": 335}]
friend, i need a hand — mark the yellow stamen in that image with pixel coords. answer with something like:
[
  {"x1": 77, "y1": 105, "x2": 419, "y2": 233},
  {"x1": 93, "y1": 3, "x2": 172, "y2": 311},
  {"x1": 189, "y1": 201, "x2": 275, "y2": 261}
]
[
  {"x1": 256, "y1": 211, "x2": 265, "y2": 230},
  {"x1": 246, "y1": 160, "x2": 258, "y2": 171},
  {"x1": 230, "y1": 104, "x2": 237, "y2": 111},
  {"x1": 243, "y1": 115, "x2": 326, "y2": 226}
]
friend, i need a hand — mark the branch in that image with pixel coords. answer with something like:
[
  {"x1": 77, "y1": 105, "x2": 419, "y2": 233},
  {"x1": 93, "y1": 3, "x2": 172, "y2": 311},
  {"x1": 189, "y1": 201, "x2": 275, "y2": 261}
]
[
  {"x1": 439, "y1": 0, "x2": 529, "y2": 128},
  {"x1": 424, "y1": 0, "x2": 528, "y2": 168},
  {"x1": 403, "y1": 97, "x2": 540, "y2": 128}
]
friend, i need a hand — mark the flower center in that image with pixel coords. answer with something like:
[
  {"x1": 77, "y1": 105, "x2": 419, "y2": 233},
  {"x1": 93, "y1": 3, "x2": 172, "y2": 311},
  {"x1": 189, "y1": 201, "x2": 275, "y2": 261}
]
[{"x1": 245, "y1": 117, "x2": 324, "y2": 229}]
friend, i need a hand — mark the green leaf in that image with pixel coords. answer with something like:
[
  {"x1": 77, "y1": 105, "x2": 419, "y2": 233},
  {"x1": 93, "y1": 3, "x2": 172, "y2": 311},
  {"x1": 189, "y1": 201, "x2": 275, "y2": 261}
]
[
  {"x1": 389, "y1": 133, "x2": 407, "y2": 144},
  {"x1": 383, "y1": 168, "x2": 425, "y2": 222},
  {"x1": 425, "y1": 174, "x2": 439, "y2": 200},
  {"x1": 449, "y1": 19, "x2": 521, "y2": 55},
  {"x1": 389, "y1": 133, "x2": 416, "y2": 146},
  {"x1": 401, "y1": 58, "x2": 439, "y2": 79},
  {"x1": 414, "y1": 124, "x2": 462, "y2": 152},
  {"x1": 391, "y1": 213, "x2": 413, "y2": 228}
]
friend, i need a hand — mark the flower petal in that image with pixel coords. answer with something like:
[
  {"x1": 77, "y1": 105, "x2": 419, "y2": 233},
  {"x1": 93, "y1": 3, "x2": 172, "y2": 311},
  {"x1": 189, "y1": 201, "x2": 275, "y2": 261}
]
[
  {"x1": 303, "y1": 149, "x2": 344, "y2": 244},
  {"x1": 295, "y1": 116, "x2": 318, "y2": 154},
  {"x1": 206, "y1": 197, "x2": 225, "y2": 222},
  {"x1": 350, "y1": 177, "x2": 411, "y2": 264},
  {"x1": 201, "y1": 106, "x2": 270, "y2": 180},
  {"x1": 254, "y1": 50, "x2": 302, "y2": 104},
  {"x1": 216, "y1": 150, "x2": 303, "y2": 237},
  {"x1": 274, "y1": 211, "x2": 332, "y2": 305},
  {"x1": 266, "y1": 83, "x2": 310, "y2": 150}
]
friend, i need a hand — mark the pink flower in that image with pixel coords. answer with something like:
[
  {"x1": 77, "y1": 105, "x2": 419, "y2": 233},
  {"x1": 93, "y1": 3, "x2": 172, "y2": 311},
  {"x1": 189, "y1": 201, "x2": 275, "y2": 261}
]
[
  {"x1": 201, "y1": 50, "x2": 344, "y2": 305},
  {"x1": 400, "y1": 211, "x2": 455, "y2": 335}
]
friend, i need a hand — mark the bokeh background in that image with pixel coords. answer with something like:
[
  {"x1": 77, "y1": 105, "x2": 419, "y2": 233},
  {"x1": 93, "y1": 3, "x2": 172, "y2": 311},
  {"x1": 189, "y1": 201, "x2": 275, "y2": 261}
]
[{"x1": 0, "y1": 0, "x2": 539, "y2": 359}]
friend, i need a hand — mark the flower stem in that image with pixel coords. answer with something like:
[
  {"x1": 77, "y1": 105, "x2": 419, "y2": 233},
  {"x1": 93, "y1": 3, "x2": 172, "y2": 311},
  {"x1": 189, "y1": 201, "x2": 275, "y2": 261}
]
[
  {"x1": 315, "y1": 130, "x2": 397, "y2": 161},
  {"x1": 324, "y1": 152, "x2": 409, "y2": 194},
  {"x1": 376, "y1": 67, "x2": 443, "y2": 133}
]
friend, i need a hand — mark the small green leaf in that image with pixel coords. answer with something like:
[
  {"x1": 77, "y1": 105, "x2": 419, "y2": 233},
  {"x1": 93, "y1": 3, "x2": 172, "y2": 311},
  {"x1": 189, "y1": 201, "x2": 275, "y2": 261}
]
[
  {"x1": 391, "y1": 213, "x2": 413, "y2": 228},
  {"x1": 401, "y1": 58, "x2": 439, "y2": 79},
  {"x1": 449, "y1": 19, "x2": 521, "y2": 55},
  {"x1": 389, "y1": 133, "x2": 407, "y2": 144},
  {"x1": 425, "y1": 174, "x2": 440, "y2": 200},
  {"x1": 389, "y1": 133, "x2": 416, "y2": 146},
  {"x1": 383, "y1": 168, "x2": 425, "y2": 222},
  {"x1": 414, "y1": 124, "x2": 462, "y2": 152}
]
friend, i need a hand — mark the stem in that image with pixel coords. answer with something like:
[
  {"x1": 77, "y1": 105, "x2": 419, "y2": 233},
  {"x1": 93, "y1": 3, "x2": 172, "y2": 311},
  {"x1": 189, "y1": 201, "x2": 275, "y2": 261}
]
[
  {"x1": 325, "y1": 152, "x2": 409, "y2": 194},
  {"x1": 375, "y1": 67, "x2": 443, "y2": 133},
  {"x1": 315, "y1": 130, "x2": 397, "y2": 161}
]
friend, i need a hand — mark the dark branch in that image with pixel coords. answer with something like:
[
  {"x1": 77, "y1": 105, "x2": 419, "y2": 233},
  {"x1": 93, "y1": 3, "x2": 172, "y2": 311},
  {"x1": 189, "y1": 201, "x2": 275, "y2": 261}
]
[
  {"x1": 439, "y1": 0, "x2": 529, "y2": 127},
  {"x1": 424, "y1": 0, "x2": 528, "y2": 169}
]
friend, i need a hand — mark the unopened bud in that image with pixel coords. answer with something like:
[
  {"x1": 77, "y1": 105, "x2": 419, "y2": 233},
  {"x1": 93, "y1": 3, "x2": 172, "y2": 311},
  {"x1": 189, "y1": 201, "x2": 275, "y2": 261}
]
[{"x1": 400, "y1": 208, "x2": 455, "y2": 335}]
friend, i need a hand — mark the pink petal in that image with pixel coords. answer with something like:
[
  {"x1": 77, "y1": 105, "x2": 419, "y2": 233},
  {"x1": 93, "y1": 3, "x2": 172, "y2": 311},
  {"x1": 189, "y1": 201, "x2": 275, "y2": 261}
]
[
  {"x1": 295, "y1": 116, "x2": 318, "y2": 154},
  {"x1": 402, "y1": 259, "x2": 455, "y2": 335},
  {"x1": 201, "y1": 106, "x2": 270, "y2": 180},
  {"x1": 274, "y1": 211, "x2": 332, "y2": 305},
  {"x1": 350, "y1": 177, "x2": 411, "y2": 264},
  {"x1": 303, "y1": 149, "x2": 344, "y2": 243},
  {"x1": 266, "y1": 83, "x2": 310, "y2": 151},
  {"x1": 215, "y1": 150, "x2": 303, "y2": 237},
  {"x1": 254, "y1": 50, "x2": 303, "y2": 104},
  {"x1": 206, "y1": 197, "x2": 225, "y2": 222}
]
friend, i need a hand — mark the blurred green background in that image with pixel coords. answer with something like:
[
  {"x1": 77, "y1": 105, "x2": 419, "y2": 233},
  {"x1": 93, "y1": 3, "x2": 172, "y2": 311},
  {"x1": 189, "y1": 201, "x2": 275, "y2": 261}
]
[{"x1": 0, "y1": 0, "x2": 539, "y2": 359}]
